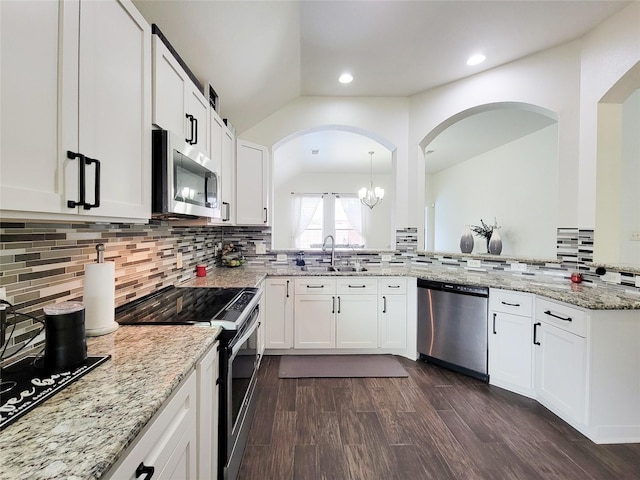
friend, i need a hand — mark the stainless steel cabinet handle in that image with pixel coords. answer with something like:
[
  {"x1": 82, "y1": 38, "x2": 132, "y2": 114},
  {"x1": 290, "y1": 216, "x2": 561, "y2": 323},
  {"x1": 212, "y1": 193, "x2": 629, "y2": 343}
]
[
  {"x1": 492, "y1": 312, "x2": 497, "y2": 334},
  {"x1": 348, "y1": 285, "x2": 366, "y2": 288},
  {"x1": 286, "y1": 280, "x2": 289, "y2": 298},
  {"x1": 382, "y1": 296, "x2": 387, "y2": 313}
]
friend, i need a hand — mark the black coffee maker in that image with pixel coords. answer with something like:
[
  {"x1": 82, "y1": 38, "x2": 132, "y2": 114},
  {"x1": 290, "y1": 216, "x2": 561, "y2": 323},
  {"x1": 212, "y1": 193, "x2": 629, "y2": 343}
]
[{"x1": 43, "y1": 302, "x2": 87, "y2": 372}]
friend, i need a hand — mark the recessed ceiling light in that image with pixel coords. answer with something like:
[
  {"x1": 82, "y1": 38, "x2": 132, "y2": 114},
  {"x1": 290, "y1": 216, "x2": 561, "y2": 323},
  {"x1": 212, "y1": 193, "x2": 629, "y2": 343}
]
[
  {"x1": 466, "y1": 54, "x2": 486, "y2": 66},
  {"x1": 338, "y1": 73, "x2": 353, "y2": 84}
]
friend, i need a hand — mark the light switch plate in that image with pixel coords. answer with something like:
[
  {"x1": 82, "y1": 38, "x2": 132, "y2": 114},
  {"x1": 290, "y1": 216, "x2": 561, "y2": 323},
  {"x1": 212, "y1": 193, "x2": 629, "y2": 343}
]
[
  {"x1": 381, "y1": 254, "x2": 393, "y2": 262},
  {"x1": 510, "y1": 262, "x2": 527, "y2": 272},
  {"x1": 467, "y1": 259, "x2": 481, "y2": 268},
  {"x1": 176, "y1": 252, "x2": 183, "y2": 269},
  {"x1": 255, "y1": 242, "x2": 266, "y2": 255},
  {"x1": 635, "y1": 276, "x2": 640, "y2": 288},
  {"x1": 276, "y1": 253, "x2": 287, "y2": 262}
]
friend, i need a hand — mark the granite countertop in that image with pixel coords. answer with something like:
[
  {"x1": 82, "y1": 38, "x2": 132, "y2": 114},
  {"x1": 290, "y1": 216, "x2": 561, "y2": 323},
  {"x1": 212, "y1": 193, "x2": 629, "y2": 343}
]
[
  {"x1": 0, "y1": 325, "x2": 221, "y2": 480},
  {"x1": 180, "y1": 264, "x2": 640, "y2": 310}
]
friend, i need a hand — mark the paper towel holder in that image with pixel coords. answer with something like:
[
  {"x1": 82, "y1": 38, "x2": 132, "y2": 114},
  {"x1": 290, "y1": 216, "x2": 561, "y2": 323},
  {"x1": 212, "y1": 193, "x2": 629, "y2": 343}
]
[{"x1": 84, "y1": 243, "x2": 119, "y2": 337}]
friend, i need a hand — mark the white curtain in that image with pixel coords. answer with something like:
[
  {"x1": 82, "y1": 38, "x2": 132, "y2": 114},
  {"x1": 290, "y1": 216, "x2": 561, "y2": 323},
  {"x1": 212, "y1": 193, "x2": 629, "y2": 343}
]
[
  {"x1": 291, "y1": 194, "x2": 322, "y2": 248},
  {"x1": 337, "y1": 195, "x2": 363, "y2": 240}
]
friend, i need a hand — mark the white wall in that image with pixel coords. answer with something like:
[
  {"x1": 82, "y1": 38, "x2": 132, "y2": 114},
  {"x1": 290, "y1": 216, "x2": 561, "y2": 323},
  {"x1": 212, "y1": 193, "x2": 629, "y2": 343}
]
[
  {"x1": 240, "y1": 2, "x2": 640, "y2": 259},
  {"x1": 273, "y1": 172, "x2": 394, "y2": 250},
  {"x1": 240, "y1": 96, "x2": 410, "y2": 226},
  {"x1": 429, "y1": 124, "x2": 558, "y2": 258},
  {"x1": 410, "y1": 40, "x2": 582, "y2": 252},
  {"x1": 578, "y1": 1, "x2": 640, "y2": 228}
]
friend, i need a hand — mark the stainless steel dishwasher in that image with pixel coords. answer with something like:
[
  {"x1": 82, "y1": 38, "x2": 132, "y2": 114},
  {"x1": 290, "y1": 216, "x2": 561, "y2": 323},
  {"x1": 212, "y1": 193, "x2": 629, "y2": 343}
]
[{"x1": 417, "y1": 278, "x2": 489, "y2": 381}]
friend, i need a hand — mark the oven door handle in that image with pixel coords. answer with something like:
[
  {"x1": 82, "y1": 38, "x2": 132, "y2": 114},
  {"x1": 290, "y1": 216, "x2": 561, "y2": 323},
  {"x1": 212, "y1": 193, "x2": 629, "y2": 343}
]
[{"x1": 230, "y1": 309, "x2": 260, "y2": 357}]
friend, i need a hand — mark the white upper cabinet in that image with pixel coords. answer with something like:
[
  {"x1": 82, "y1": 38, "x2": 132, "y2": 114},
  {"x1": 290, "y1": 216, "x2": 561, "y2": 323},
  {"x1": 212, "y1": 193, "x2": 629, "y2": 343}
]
[
  {"x1": 209, "y1": 110, "x2": 236, "y2": 224},
  {"x1": 152, "y1": 34, "x2": 209, "y2": 157},
  {"x1": 236, "y1": 140, "x2": 269, "y2": 225},
  {"x1": 0, "y1": 0, "x2": 151, "y2": 222}
]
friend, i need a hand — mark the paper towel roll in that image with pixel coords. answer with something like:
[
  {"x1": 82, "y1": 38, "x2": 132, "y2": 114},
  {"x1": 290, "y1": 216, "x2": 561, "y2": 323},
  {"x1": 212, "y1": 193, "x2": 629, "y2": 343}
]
[{"x1": 83, "y1": 262, "x2": 118, "y2": 336}]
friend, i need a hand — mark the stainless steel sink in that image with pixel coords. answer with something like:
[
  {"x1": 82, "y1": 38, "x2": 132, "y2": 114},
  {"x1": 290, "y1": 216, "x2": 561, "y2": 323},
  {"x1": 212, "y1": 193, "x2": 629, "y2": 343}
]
[
  {"x1": 327, "y1": 266, "x2": 367, "y2": 272},
  {"x1": 300, "y1": 265, "x2": 367, "y2": 272}
]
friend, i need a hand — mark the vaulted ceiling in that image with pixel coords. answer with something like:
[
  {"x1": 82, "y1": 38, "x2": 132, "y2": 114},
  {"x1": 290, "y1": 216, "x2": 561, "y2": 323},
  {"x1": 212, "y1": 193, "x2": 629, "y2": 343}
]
[{"x1": 132, "y1": 0, "x2": 630, "y2": 134}]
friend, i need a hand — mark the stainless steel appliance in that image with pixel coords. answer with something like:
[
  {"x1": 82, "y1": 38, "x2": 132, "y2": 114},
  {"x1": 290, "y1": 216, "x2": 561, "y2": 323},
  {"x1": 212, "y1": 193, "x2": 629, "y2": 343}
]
[
  {"x1": 152, "y1": 129, "x2": 221, "y2": 219},
  {"x1": 115, "y1": 285, "x2": 262, "y2": 480},
  {"x1": 417, "y1": 279, "x2": 489, "y2": 381}
]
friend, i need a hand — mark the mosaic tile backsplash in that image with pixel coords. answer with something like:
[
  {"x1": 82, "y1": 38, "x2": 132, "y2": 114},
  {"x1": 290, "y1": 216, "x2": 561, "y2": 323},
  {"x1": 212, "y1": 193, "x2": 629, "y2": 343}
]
[{"x1": 1, "y1": 222, "x2": 638, "y2": 357}]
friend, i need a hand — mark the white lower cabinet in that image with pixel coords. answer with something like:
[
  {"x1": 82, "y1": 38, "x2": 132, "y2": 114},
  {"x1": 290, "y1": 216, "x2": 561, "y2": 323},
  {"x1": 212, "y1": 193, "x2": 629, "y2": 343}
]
[
  {"x1": 378, "y1": 278, "x2": 407, "y2": 349},
  {"x1": 294, "y1": 294, "x2": 336, "y2": 349},
  {"x1": 336, "y1": 277, "x2": 378, "y2": 348},
  {"x1": 532, "y1": 297, "x2": 640, "y2": 444},
  {"x1": 196, "y1": 343, "x2": 219, "y2": 480},
  {"x1": 534, "y1": 319, "x2": 586, "y2": 424},
  {"x1": 488, "y1": 289, "x2": 535, "y2": 397},
  {"x1": 265, "y1": 278, "x2": 294, "y2": 349},
  {"x1": 105, "y1": 371, "x2": 198, "y2": 480}
]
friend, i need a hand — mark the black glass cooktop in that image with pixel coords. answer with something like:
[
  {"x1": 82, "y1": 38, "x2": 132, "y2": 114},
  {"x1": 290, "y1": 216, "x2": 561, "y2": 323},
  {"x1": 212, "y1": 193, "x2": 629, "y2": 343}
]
[
  {"x1": 115, "y1": 286, "x2": 247, "y2": 325},
  {"x1": 0, "y1": 355, "x2": 110, "y2": 431}
]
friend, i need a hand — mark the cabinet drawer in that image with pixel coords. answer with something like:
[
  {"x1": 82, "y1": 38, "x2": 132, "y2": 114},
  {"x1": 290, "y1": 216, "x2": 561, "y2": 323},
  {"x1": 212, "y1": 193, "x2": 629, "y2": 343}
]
[
  {"x1": 378, "y1": 277, "x2": 407, "y2": 295},
  {"x1": 337, "y1": 277, "x2": 378, "y2": 294},
  {"x1": 490, "y1": 289, "x2": 533, "y2": 316},
  {"x1": 294, "y1": 277, "x2": 336, "y2": 294},
  {"x1": 536, "y1": 297, "x2": 587, "y2": 337}
]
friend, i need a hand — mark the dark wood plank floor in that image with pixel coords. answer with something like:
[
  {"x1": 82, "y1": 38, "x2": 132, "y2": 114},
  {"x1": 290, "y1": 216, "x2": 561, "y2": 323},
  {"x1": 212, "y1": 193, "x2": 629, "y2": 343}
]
[{"x1": 238, "y1": 355, "x2": 640, "y2": 480}]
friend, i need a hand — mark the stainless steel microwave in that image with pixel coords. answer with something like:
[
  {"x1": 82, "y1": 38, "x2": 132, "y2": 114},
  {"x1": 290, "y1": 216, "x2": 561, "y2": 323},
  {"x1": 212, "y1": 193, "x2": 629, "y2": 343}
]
[{"x1": 152, "y1": 129, "x2": 221, "y2": 219}]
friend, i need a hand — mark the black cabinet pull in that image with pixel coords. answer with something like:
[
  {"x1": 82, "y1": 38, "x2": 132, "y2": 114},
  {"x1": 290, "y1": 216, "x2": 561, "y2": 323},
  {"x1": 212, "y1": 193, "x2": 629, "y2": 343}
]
[
  {"x1": 388, "y1": 285, "x2": 401, "y2": 289},
  {"x1": 193, "y1": 117, "x2": 198, "y2": 145},
  {"x1": 286, "y1": 280, "x2": 289, "y2": 298},
  {"x1": 332, "y1": 296, "x2": 335, "y2": 314},
  {"x1": 348, "y1": 285, "x2": 366, "y2": 288},
  {"x1": 492, "y1": 312, "x2": 497, "y2": 335},
  {"x1": 185, "y1": 113, "x2": 194, "y2": 144},
  {"x1": 136, "y1": 462, "x2": 155, "y2": 479},
  {"x1": 533, "y1": 322, "x2": 541, "y2": 345},
  {"x1": 337, "y1": 296, "x2": 341, "y2": 313},
  {"x1": 306, "y1": 285, "x2": 324, "y2": 288},
  {"x1": 84, "y1": 156, "x2": 101, "y2": 210},
  {"x1": 67, "y1": 151, "x2": 86, "y2": 209},
  {"x1": 222, "y1": 202, "x2": 230, "y2": 221},
  {"x1": 544, "y1": 310, "x2": 572, "y2": 322},
  {"x1": 501, "y1": 301, "x2": 521, "y2": 307},
  {"x1": 264, "y1": 207, "x2": 268, "y2": 223},
  {"x1": 382, "y1": 296, "x2": 387, "y2": 313}
]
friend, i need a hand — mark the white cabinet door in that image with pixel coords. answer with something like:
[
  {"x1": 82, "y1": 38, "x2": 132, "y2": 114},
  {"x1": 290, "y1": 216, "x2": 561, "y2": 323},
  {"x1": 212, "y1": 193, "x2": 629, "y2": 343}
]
[
  {"x1": 336, "y1": 294, "x2": 378, "y2": 348},
  {"x1": 196, "y1": 344, "x2": 218, "y2": 480},
  {"x1": 265, "y1": 278, "x2": 294, "y2": 349},
  {"x1": 0, "y1": 0, "x2": 150, "y2": 221},
  {"x1": 488, "y1": 311, "x2": 533, "y2": 396},
  {"x1": 534, "y1": 321, "x2": 587, "y2": 425},
  {"x1": 209, "y1": 111, "x2": 235, "y2": 224},
  {"x1": 221, "y1": 128, "x2": 236, "y2": 223},
  {"x1": 379, "y1": 294, "x2": 407, "y2": 349},
  {"x1": 77, "y1": 0, "x2": 151, "y2": 220},
  {"x1": 0, "y1": 0, "x2": 71, "y2": 215},
  {"x1": 152, "y1": 35, "x2": 209, "y2": 156},
  {"x1": 294, "y1": 294, "x2": 335, "y2": 349},
  {"x1": 186, "y1": 84, "x2": 209, "y2": 156},
  {"x1": 236, "y1": 140, "x2": 269, "y2": 225},
  {"x1": 106, "y1": 372, "x2": 198, "y2": 480}
]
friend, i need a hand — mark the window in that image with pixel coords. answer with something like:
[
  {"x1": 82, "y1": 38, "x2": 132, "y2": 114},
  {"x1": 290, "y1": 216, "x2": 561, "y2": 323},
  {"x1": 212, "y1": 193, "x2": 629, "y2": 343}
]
[{"x1": 294, "y1": 194, "x2": 363, "y2": 248}]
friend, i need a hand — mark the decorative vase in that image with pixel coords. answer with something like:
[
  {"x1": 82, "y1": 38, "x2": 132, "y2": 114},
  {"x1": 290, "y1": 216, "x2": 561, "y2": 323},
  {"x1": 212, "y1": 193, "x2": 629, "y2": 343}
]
[
  {"x1": 460, "y1": 226, "x2": 474, "y2": 254},
  {"x1": 488, "y1": 228, "x2": 502, "y2": 255}
]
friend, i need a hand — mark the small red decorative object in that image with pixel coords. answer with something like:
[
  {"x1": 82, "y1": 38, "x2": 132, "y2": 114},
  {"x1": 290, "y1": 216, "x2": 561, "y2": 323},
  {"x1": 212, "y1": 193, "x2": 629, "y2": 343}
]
[
  {"x1": 196, "y1": 264, "x2": 207, "y2": 277},
  {"x1": 570, "y1": 272, "x2": 583, "y2": 283}
]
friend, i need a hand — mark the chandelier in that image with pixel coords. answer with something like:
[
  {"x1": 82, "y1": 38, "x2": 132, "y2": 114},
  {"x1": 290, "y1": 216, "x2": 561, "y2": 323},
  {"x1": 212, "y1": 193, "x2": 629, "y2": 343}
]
[{"x1": 358, "y1": 151, "x2": 384, "y2": 209}]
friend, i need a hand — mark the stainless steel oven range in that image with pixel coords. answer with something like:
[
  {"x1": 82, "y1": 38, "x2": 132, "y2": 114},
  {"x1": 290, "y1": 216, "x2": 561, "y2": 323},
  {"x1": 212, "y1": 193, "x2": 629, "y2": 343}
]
[{"x1": 115, "y1": 285, "x2": 263, "y2": 480}]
